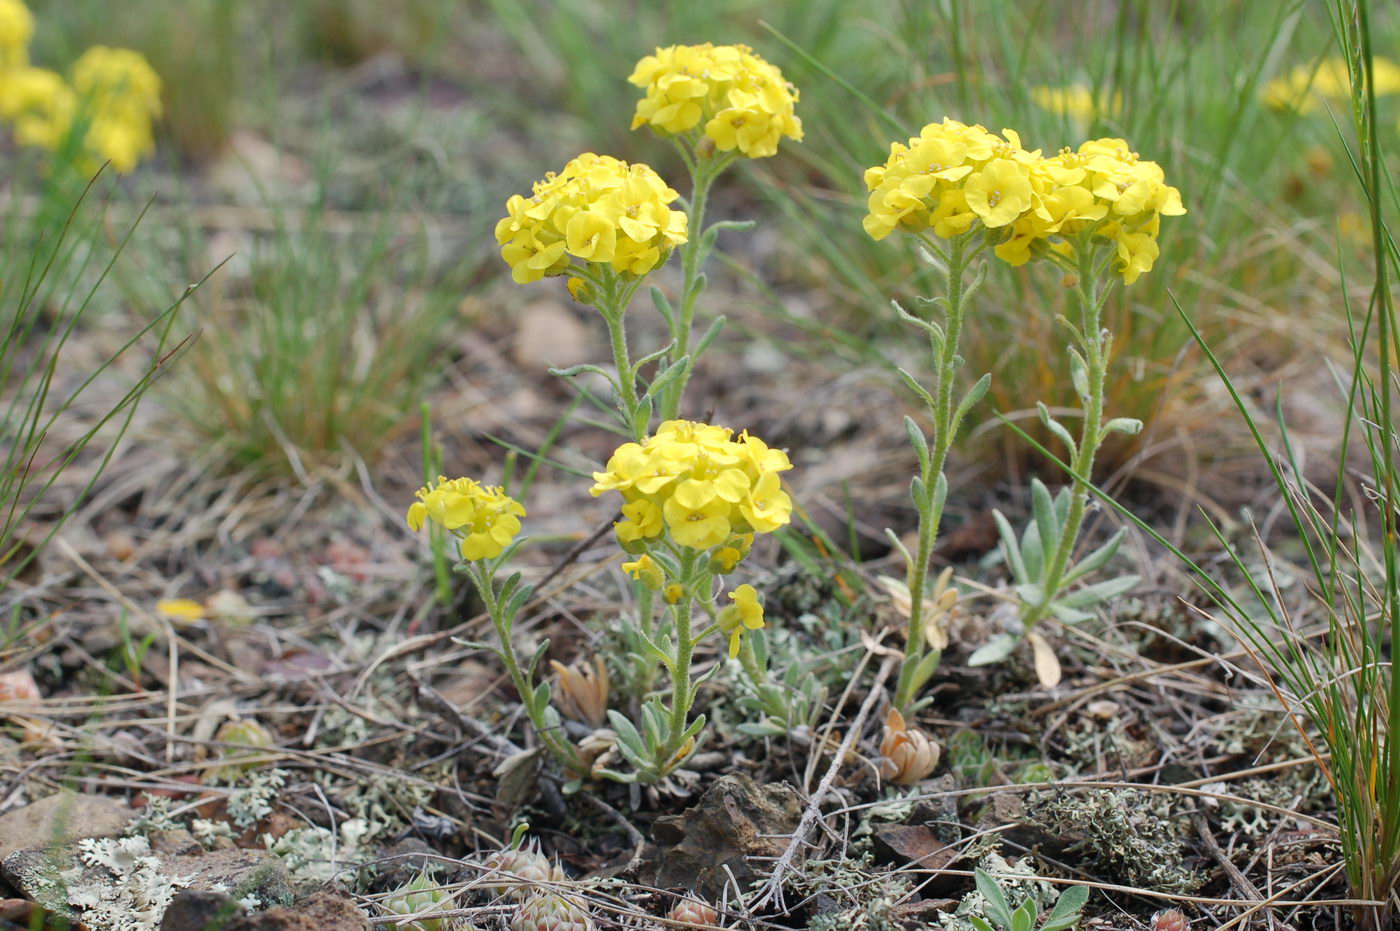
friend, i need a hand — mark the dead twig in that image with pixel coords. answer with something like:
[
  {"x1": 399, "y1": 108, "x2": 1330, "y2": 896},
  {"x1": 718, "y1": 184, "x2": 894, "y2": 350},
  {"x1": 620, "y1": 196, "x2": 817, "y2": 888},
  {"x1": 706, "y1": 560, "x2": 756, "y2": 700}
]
[{"x1": 751, "y1": 652, "x2": 897, "y2": 912}]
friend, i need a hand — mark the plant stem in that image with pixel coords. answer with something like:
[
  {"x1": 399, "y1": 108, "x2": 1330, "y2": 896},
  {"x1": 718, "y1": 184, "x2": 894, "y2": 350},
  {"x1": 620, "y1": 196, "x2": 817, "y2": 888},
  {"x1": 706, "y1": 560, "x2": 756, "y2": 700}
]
[
  {"x1": 660, "y1": 153, "x2": 727, "y2": 421},
  {"x1": 1021, "y1": 243, "x2": 1112, "y2": 631},
  {"x1": 660, "y1": 591, "x2": 696, "y2": 769},
  {"x1": 594, "y1": 269, "x2": 648, "y2": 441},
  {"x1": 894, "y1": 232, "x2": 973, "y2": 714},
  {"x1": 471, "y1": 564, "x2": 578, "y2": 770}
]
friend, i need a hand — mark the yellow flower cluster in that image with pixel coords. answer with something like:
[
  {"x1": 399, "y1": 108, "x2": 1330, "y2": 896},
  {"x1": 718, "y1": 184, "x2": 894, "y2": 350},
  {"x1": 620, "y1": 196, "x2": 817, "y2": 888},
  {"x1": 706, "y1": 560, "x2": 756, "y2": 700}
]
[
  {"x1": 995, "y1": 137, "x2": 1186, "y2": 283},
  {"x1": 496, "y1": 153, "x2": 689, "y2": 285},
  {"x1": 1030, "y1": 84, "x2": 1122, "y2": 122},
  {"x1": 0, "y1": 0, "x2": 32, "y2": 70},
  {"x1": 0, "y1": 3, "x2": 162, "y2": 175},
  {"x1": 406, "y1": 476, "x2": 526, "y2": 561},
  {"x1": 590, "y1": 419, "x2": 793, "y2": 552},
  {"x1": 1262, "y1": 57, "x2": 1400, "y2": 115},
  {"x1": 628, "y1": 43, "x2": 803, "y2": 159},
  {"x1": 70, "y1": 46, "x2": 163, "y2": 172},
  {"x1": 863, "y1": 119, "x2": 1041, "y2": 241},
  {"x1": 864, "y1": 120, "x2": 1185, "y2": 284}
]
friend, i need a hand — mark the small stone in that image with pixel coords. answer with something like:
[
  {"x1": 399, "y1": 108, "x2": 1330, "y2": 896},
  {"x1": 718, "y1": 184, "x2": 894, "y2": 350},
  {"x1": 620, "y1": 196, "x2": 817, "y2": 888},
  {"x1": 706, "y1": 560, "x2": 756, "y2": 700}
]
[
  {"x1": 160, "y1": 889, "x2": 248, "y2": 930},
  {"x1": 513, "y1": 300, "x2": 596, "y2": 371},
  {"x1": 149, "y1": 828, "x2": 201, "y2": 857},
  {"x1": 223, "y1": 890, "x2": 368, "y2": 930},
  {"x1": 651, "y1": 773, "x2": 802, "y2": 900},
  {"x1": 103, "y1": 531, "x2": 137, "y2": 562},
  {"x1": 0, "y1": 792, "x2": 133, "y2": 861}
]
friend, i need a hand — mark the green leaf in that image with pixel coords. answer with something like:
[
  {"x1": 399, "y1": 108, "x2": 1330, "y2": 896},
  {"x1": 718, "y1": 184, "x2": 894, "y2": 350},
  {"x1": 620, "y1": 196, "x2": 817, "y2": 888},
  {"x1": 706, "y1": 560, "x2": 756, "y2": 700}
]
[
  {"x1": 631, "y1": 396, "x2": 653, "y2": 438},
  {"x1": 633, "y1": 339, "x2": 680, "y2": 375},
  {"x1": 974, "y1": 869, "x2": 1013, "y2": 928},
  {"x1": 693, "y1": 315, "x2": 727, "y2": 356},
  {"x1": 645, "y1": 354, "x2": 690, "y2": 396},
  {"x1": 909, "y1": 649, "x2": 943, "y2": 692},
  {"x1": 637, "y1": 630, "x2": 676, "y2": 670},
  {"x1": 608, "y1": 710, "x2": 646, "y2": 753},
  {"x1": 1046, "y1": 602, "x2": 1097, "y2": 624},
  {"x1": 892, "y1": 299, "x2": 945, "y2": 347},
  {"x1": 1020, "y1": 521, "x2": 1045, "y2": 583},
  {"x1": 1061, "y1": 529, "x2": 1126, "y2": 584},
  {"x1": 953, "y1": 372, "x2": 992, "y2": 428},
  {"x1": 968, "y1": 633, "x2": 1019, "y2": 667},
  {"x1": 650, "y1": 286, "x2": 675, "y2": 328},
  {"x1": 968, "y1": 918, "x2": 996, "y2": 931},
  {"x1": 896, "y1": 366, "x2": 936, "y2": 408},
  {"x1": 705, "y1": 218, "x2": 756, "y2": 234},
  {"x1": 525, "y1": 639, "x2": 550, "y2": 681},
  {"x1": 1056, "y1": 574, "x2": 1140, "y2": 609},
  {"x1": 905, "y1": 416, "x2": 930, "y2": 474},
  {"x1": 1103, "y1": 417, "x2": 1143, "y2": 435},
  {"x1": 1044, "y1": 883, "x2": 1089, "y2": 929},
  {"x1": 1067, "y1": 348, "x2": 1090, "y2": 399},
  {"x1": 1031, "y1": 479, "x2": 1062, "y2": 564},
  {"x1": 531, "y1": 680, "x2": 551, "y2": 714},
  {"x1": 993, "y1": 509, "x2": 1029, "y2": 584},
  {"x1": 1037, "y1": 402, "x2": 1078, "y2": 458},
  {"x1": 1010, "y1": 900, "x2": 1035, "y2": 931},
  {"x1": 548, "y1": 362, "x2": 612, "y2": 380}
]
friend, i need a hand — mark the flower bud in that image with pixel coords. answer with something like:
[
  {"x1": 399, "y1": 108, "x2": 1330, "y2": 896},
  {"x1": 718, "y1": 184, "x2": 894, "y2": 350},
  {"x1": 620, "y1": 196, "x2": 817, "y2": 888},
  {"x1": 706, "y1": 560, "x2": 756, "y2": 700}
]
[
  {"x1": 511, "y1": 891, "x2": 594, "y2": 931},
  {"x1": 548, "y1": 656, "x2": 610, "y2": 729},
  {"x1": 878, "y1": 708, "x2": 940, "y2": 786},
  {"x1": 667, "y1": 896, "x2": 718, "y2": 926}
]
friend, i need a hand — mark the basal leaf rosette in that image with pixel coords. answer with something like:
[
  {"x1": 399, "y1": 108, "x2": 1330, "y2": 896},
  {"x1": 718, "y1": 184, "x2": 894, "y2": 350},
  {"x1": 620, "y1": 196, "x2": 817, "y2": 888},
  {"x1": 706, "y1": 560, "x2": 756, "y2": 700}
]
[
  {"x1": 407, "y1": 475, "x2": 526, "y2": 561},
  {"x1": 589, "y1": 419, "x2": 793, "y2": 556},
  {"x1": 628, "y1": 42, "x2": 803, "y2": 159},
  {"x1": 495, "y1": 152, "x2": 689, "y2": 286},
  {"x1": 997, "y1": 137, "x2": 1186, "y2": 283},
  {"x1": 862, "y1": 118, "x2": 1041, "y2": 243}
]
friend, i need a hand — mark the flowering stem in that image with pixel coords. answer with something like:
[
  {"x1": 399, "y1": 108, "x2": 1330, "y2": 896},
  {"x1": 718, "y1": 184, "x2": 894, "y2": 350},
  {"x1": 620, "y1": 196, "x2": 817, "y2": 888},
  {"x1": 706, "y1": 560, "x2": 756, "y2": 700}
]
[
  {"x1": 469, "y1": 563, "x2": 579, "y2": 771},
  {"x1": 659, "y1": 151, "x2": 734, "y2": 421},
  {"x1": 1020, "y1": 242, "x2": 1114, "y2": 632},
  {"x1": 894, "y1": 232, "x2": 977, "y2": 715},
  {"x1": 592, "y1": 269, "x2": 648, "y2": 441},
  {"x1": 658, "y1": 552, "x2": 699, "y2": 772}
]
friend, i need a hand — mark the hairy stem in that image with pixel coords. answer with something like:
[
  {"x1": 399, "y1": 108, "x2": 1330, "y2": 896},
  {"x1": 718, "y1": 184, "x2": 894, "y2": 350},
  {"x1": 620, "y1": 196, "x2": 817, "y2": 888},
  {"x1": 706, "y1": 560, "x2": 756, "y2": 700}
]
[
  {"x1": 894, "y1": 232, "x2": 973, "y2": 714},
  {"x1": 1021, "y1": 244, "x2": 1112, "y2": 631}
]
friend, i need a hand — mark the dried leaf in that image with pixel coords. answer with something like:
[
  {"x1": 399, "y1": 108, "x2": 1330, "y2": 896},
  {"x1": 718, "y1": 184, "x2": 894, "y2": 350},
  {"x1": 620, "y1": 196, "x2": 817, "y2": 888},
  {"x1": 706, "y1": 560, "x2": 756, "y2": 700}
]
[{"x1": 1028, "y1": 631, "x2": 1062, "y2": 688}]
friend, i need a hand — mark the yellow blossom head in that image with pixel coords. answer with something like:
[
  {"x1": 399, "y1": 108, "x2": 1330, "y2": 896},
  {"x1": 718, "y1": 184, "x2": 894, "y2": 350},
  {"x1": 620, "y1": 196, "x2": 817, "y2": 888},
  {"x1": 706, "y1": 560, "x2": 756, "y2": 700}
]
[
  {"x1": 70, "y1": 46, "x2": 162, "y2": 173},
  {"x1": 590, "y1": 419, "x2": 792, "y2": 553},
  {"x1": 1262, "y1": 57, "x2": 1400, "y2": 114},
  {"x1": 0, "y1": 67, "x2": 74, "y2": 151},
  {"x1": 717, "y1": 584, "x2": 765, "y2": 658},
  {"x1": 407, "y1": 475, "x2": 526, "y2": 562},
  {"x1": 495, "y1": 152, "x2": 688, "y2": 285},
  {"x1": 862, "y1": 118, "x2": 1039, "y2": 241},
  {"x1": 629, "y1": 43, "x2": 802, "y2": 158},
  {"x1": 0, "y1": 0, "x2": 33, "y2": 70}
]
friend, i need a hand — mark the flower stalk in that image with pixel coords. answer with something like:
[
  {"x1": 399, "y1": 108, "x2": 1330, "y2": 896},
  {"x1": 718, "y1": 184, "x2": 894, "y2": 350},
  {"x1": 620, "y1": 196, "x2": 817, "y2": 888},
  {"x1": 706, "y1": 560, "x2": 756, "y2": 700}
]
[{"x1": 892, "y1": 231, "x2": 988, "y2": 714}]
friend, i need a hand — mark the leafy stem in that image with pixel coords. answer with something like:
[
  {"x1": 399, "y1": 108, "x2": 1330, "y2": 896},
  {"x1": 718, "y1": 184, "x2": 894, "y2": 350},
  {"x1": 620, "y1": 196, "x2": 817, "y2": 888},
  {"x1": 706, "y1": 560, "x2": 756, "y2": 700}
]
[
  {"x1": 893, "y1": 230, "x2": 984, "y2": 714},
  {"x1": 1019, "y1": 237, "x2": 1116, "y2": 631},
  {"x1": 466, "y1": 560, "x2": 580, "y2": 772}
]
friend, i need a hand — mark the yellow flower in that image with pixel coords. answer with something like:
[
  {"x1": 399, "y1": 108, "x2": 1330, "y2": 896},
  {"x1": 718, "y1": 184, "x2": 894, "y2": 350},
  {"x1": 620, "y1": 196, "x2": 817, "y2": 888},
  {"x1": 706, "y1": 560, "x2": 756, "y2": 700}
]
[
  {"x1": 1262, "y1": 57, "x2": 1400, "y2": 114},
  {"x1": 622, "y1": 553, "x2": 664, "y2": 591},
  {"x1": 590, "y1": 420, "x2": 793, "y2": 553},
  {"x1": 862, "y1": 119, "x2": 1038, "y2": 241},
  {"x1": 963, "y1": 158, "x2": 1035, "y2": 228},
  {"x1": 664, "y1": 582, "x2": 685, "y2": 605},
  {"x1": 70, "y1": 46, "x2": 162, "y2": 173},
  {"x1": 496, "y1": 153, "x2": 687, "y2": 285},
  {"x1": 0, "y1": 67, "x2": 74, "y2": 150},
  {"x1": 156, "y1": 597, "x2": 205, "y2": 624},
  {"x1": 407, "y1": 476, "x2": 526, "y2": 562},
  {"x1": 0, "y1": 0, "x2": 32, "y2": 70},
  {"x1": 717, "y1": 584, "x2": 765, "y2": 658},
  {"x1": 1030, "y1": 84, "x2": 1122, "y2": 122},
  {"x1": 629, "y1": 43, "x2": 802, "y2": 158}
]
